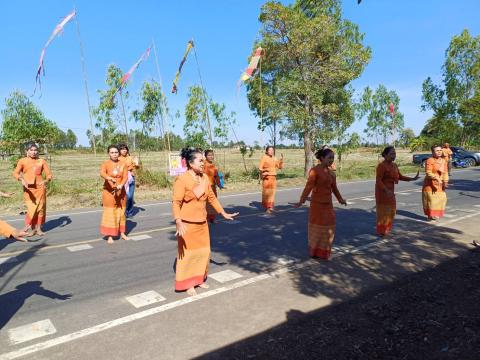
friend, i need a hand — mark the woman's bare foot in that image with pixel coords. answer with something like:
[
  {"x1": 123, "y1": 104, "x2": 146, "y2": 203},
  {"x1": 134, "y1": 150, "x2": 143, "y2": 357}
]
[
  {"x1": 35, "y1": 228, "x2": 45, "y2": 236},
  {"x1": 186, "y1": 287, "x2": 197, "y2": 296},
  {"x1": 107, "y1": 237, "x2": 114, "y2": 244},
  {"x1": 25, "y1": 229, "x2": 36, "y2": 237},
  {"x1": 266, "y1": 209, "x2": 273, "y2": 214},
  {"x1": 121, "y1": 234, "x2": 130, "y2": 241},
  {"x1": 198, "y1": 283, "x2": 209, "y2": 289}
]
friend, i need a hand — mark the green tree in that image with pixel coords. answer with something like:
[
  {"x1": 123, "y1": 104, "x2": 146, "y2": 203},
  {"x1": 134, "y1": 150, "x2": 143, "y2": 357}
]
[
  {"x1": 358, "y1": 85, "x2": 404, "y2": 146},
  {"x1": 398, "y1": 128, "x2": 415, "y2": 148},
  {"x1": 132, "y1": 80, "x2": 165, "y2": 152},
  {"x1": 184, "y1": 85, "x2": 235, "y2": 148},
  {"x1": 93, "y1": 65, "x2": 129, "y2": 147},
  {"x1": 421, "y1": 29, "x2": 480, "y2": 145},
  {"x1": 1, "y1": 91, "x2": 60, "y2": 153},
  {"x1": 246, "y1": 0, "x2": 371, "y2": 175}
]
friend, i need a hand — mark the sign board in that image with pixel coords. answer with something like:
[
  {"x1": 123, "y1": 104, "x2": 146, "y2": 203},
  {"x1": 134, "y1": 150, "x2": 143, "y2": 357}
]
[{"x1": 168, "y1": 152, "x2": 187, "y2": 176}]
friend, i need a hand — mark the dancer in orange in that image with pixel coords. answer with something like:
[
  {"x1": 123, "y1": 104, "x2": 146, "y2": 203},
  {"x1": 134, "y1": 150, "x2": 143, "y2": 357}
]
[
  {"x1": 118, "y1": 144, "x2": 139, "y2": 218},
  {"x1": 173, "y1": 148, "x2": 238, "y2": 296},
  {"x1": 12, "y1": 142, "x2": 53, "y2": 236},
  {"x1": 423, "y1": 145, "x2": 449, "y2": 221},
  {"x1": 100, "y1": 145, "x2": 129, "y2": 244},
  {"x1": 204, "y1": 149, "x2": 223, "y2": 223},
  {"x1": 294, "y1": 148, "x2": 347, "y2": 260},
  {"x1": 442, "y1": 143, "x2": 453, "y2": 176},
  {"x1": 375, "y1": 146, "x2": 419, "y2": 236},
  {"x1": 259, "y1": 146, "x2": 284, "y2": 214}
]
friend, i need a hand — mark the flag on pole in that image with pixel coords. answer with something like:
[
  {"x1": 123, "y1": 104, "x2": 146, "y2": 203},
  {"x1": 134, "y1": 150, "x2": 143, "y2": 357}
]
[
  {"x1": 34, "y1": 10, "x2": 76, "y2": 94},
  {"x1": 112, "y1": 46, "x2": 151, "y2": 97},
  {"x1": 389, "y1": 102, "x2": 395, "y2": 115},
  {"x1": 171, "y1": 40, "x2": 194, "y2": 94},
  {"x1": 239, "y1": 47, "x2": 263, "y2": 83}
]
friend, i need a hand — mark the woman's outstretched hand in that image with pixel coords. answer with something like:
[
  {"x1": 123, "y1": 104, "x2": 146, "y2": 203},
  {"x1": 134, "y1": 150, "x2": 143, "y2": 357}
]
[{"x1": 221, "y1": 211, "x2": 239, "y2": 221}]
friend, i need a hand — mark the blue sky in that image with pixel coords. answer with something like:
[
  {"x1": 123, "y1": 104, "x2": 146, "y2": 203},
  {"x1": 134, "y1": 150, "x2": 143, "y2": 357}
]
[{"x1": 1, "y1": 0, "x2": 479, "y2": 146}]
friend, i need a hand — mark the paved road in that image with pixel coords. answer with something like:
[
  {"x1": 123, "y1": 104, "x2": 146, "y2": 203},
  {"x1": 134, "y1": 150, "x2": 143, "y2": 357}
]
[{"x1": 0, "y1": 168, "x2": 479, "y2": 359}]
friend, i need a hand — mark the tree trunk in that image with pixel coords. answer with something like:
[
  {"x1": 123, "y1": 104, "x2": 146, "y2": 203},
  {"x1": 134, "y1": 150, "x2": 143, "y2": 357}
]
[{"x1": 303, "y1": 132, "x2": 314, "y2": 177}]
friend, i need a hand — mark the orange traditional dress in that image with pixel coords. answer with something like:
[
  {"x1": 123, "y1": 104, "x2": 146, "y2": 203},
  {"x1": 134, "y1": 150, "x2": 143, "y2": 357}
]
[
  {"x1": 375, "y1": 161, "x2": 411, "y2": 236},
  {"x1": 13, "y1": 157, "x2": 53, "y2": 228},
  {"x1": 259, "y1": 155, "x2": 284, "y2": 210},
  {"x1": 204, "y1": 161, "x2": 221, "y2": 223},
  {"x1": 172, "y1": 172, "x2": 224, "y2": 291},
  {"x1": 0, "y1": 220, "x2": 15, "y2": 238},
  {"x1": 299, "y1": 165, "x2": 342, "y2": 259},
  {"x1": 100, "y1": 160, "x2": 128, "y2": 236},
  {"x1": 422, "y1": 157, "x2": 448, "y2": 218}
]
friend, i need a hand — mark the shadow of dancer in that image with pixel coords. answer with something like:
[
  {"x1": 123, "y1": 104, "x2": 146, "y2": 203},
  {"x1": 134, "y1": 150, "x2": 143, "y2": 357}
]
[
  {"x1": 0, "y1": 281, "x2": 72, "y2": 329},
  {"x1": 42, "y1": 216, "x2": 72, "y2": 232}
]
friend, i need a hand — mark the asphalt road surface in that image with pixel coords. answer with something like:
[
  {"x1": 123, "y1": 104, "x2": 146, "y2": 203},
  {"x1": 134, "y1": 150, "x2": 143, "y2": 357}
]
[{"x1": 1, "y1": 168, "x2": 479, "y2": 359}]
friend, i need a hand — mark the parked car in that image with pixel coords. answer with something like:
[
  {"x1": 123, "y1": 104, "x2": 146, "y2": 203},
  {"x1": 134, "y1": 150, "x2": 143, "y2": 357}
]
[{"x1": 412, "y1": 146, "x2": 480, "y2": 168}]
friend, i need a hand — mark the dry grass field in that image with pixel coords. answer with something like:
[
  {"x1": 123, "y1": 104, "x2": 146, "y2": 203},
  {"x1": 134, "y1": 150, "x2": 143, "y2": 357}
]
[{"x1": 0, "y1": 148, "x2": 420, "y2": 216}]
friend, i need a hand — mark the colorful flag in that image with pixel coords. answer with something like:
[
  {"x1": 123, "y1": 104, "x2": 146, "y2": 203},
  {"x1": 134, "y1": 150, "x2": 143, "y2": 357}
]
[
  {"x1": 120, "y1": 47, "x2": 151, "y2": 86},
  {"x1": 171, "y1": 40, "x2": 194, "y2": 94},
  {"x1": 239, "y1": 47, "x2": 263, "y2": 83},
  {"x1": 34, "y1": 10, "x2": 76, "y2": 94},
  {"x1": 389, "y1": 102, "x2": 395, "y2": 115},
  {"x1": 111, "y1": 46, "x2": 151, "y2": 98}
]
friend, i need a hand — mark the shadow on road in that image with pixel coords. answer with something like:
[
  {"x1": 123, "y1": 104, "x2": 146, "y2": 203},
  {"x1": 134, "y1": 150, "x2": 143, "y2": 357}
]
[
  {"x1": 43, "y1": 216, "x2": 72, "y2": 232},
  {"x1": 196, "y1": 248, "x2": 480, "y2": 360},
  {"x1": 168, "y1": 201, "x2": 467, "y2": 301},
  {"x1": 0, "y1": 280, "x2": 71, "y2": 329}
]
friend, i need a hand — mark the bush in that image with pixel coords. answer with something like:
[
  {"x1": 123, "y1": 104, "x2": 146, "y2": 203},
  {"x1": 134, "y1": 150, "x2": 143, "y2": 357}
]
[{"x1": 135, "y1": 168, "x2": 171, "y2": 188}]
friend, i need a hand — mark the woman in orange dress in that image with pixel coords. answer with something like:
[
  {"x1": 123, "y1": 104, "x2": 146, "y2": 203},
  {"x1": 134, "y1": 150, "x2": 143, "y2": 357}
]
[
  {"x1": 118, "y1": 144, "x2": 140, "y2": 218},
  {"x1": 173, "y1": 148, "x2": 238, "y2": 296},
  {"x1": 375, "y1": 146, "x2": 419, "y2": 236},
  {"x1": 294, "y1": 148, "x2": 347, "y2": 260},
  {"x1": 12, "y1": 142, "x2": 53, "y2": 236},
  {"x1": 204, "y1": 149, "x2": 222, "y2": 223},
  {"x1": 423, "y1": 145, "x2": 449, "y2": 221},
  {"x1": 259, "y1": 146, "x2": 284, "y2": 214},
  {"x1": 100, "y1": 145, "x2": 130, "y2": 244}
]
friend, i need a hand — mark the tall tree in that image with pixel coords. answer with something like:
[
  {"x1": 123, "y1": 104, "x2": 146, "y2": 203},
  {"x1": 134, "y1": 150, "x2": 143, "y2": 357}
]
[
  {"x1": 358, "y1": 85, "x2": 404, "y2": 146},
  {"x1": 93, "y1": 65, "x2": 130, "y2": 147},
  {"x1": 246, "y1": 0, "x2": 371, "y2": 175},
  {"x1": 421, "y1": 29, "x2": 480, "y2": 145},
  {"x1": 1, "y1": 91, "x2": 60, "y2": 153},
  {"x1": 183, "y1": 85, "x2": 235, "y2": 148},
  {"x1": 132, "y1": 80, "x2": 164, "y2": 152}
]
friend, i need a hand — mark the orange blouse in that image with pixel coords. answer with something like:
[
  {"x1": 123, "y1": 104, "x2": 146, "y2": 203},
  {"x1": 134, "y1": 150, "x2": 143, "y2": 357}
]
[
  {"x1": 442, "y1": 148, "x2": 453, "y2": 161},
  {"x1": 259, "y1": 155, "x2": 284, "y2": 176},
  {"x1": 172, "y1": 172, "x2": 224, "y2": 222},
  {"x1": 423, "y1": 158, "x2": 448, "y2": 192},
  {"x1": 300, "y1": 165, "x2": 342, "y2": 204},
  {"x1": 204, "y1": 161, "x2": 220, "y2": 188},
  {"x1": 119, "y1": 155, "x2": 139, "y2": 175},
  {"x1": 0, "y1": 220, "x2": 14, "y2": 238},
  {"x1": 13, "y1": 157, "x2": 52, "y2": 185},
  {"x1": 100, "y1": 160, "x2": 128, "y2": 191},
  {"x1": 375, "y1": 161, "x2": 410, "y2": 204}
]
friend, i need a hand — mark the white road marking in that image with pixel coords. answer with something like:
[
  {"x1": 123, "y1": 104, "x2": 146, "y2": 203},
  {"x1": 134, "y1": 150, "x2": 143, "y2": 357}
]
[
  {"x1": 67, "y1": 244, "x2": 93, "y2": 252},
  {"x1": 346, "y1": 201, "x2": 356, "y2": 205},
  {"x1": 0, "y1": 257, "x2": 17, "y2": 265},
  {"x1": 209, "y1": 269, "x2": 244, "y2": 283},
  {"x1": 360, "y1": 197, "x2": 375, "y2": 201},
  {"x1": 289, "y1": 209, "x2": 306, "y2": 213},
  {"x1": 8, "y1": 320, "x2": 56, "y2": 345},
  {"x1": 125, "y1": 291, "x2": 166, "y2": 308},
  {"x1": 130, "y1": 235, "x2": 152, "y2": 241},
  {"x1": 474, "y1": 204, "x2": 480, "y2": 208},
  {"x1": 397, "y1": 192, "x2": 411, "y2": 196},
  {"x1": 435, "y1": 211, "x2": 480, "y2": 226},
  {"x1": 276, "y1": 257, "x2": 295, "y2": 265},
  {"x1": 442, "y1": 214, "x2": 456, "y2": 218}
]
